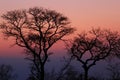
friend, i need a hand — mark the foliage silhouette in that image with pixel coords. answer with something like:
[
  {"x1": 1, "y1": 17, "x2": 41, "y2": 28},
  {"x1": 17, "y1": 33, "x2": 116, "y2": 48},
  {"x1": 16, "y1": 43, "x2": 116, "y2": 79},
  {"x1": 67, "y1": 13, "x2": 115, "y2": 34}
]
[
  {"x1": 27, "y1": 57, "x2": 83, "y2": 80},
  {"x1": 68, "y1": 28, "x2": 120, "y2": 80},
  {"x1": 106, "y1": 62, "x2": 120, "y2": 80},
  {"x1": 0, "y1": 64, "x2": 16, "y2": 80},
  {"x1": 46, "y1": 65, "x2": 82, "y2": 80},
  {"x1": 0, "y1": 7, "x2": 75, "y2": 80}
]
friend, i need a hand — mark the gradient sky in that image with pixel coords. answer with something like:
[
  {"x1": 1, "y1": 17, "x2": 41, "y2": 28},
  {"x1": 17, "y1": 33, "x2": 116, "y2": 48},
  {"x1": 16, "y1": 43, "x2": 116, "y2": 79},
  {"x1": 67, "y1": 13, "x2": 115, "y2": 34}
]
[
  {"x1": 0, "y1": 1, "x2": 120, "y2": 80},
  {"x1": 0, "y1": 0, "x2": 120, "y2": 54},
  {"x1": 0, "y1": 0, "x2": 120, "y2": 30}
]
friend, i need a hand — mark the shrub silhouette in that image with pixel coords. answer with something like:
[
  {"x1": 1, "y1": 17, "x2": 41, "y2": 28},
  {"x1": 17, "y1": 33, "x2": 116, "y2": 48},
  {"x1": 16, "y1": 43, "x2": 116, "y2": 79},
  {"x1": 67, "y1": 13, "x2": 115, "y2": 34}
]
[{"x1": 0, "y1": 64, "x2": 16, "y2": 80}]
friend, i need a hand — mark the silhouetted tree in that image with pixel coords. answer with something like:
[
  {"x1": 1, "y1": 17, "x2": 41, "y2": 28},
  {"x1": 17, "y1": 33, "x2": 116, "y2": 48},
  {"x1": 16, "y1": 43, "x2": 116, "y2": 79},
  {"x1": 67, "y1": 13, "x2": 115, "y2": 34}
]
[
  {"x1": 46, "y1": 65, "x2": 81, "y2": 80},
  {"x1": 106, "y1": 62, "x2": 120, "y2": 80},
  {"x1": 59, "y1": 65, "x2": 80, "y2": 80},
  {"x1": 0, "y1": 7, "x2": 75, "y2": 80},
  {"x1": 0, "y1": 64, "x2": 16, "y2": 80},
  {"x1": 27, "y1": 57, "x2": 79, "y2": 80},
  {"x1": 26, "y1": 74, "x2": 36, "y2": 80},
  {"x1": 51, "y1": 57, "x2": 82, "y2": 80},
  {"x1": 68, "y1": 28, "x2": 120, "y2": 80},
  {"x1": 56, "y1": 57, "x2": 72, "y2": 80}
]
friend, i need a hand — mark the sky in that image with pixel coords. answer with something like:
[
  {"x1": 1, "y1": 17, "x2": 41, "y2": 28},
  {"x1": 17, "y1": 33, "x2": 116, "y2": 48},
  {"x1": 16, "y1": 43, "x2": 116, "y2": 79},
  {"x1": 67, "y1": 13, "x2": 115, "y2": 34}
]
[
  {"x1": 0, "y1": 0, "x2": 120, "y2": 31},
  {"x1": 0, "y1": 0, "x2": 120, "y2": 80},
  {"x1": 0, "y1": 0, "x2": 120, "y2": 55}
]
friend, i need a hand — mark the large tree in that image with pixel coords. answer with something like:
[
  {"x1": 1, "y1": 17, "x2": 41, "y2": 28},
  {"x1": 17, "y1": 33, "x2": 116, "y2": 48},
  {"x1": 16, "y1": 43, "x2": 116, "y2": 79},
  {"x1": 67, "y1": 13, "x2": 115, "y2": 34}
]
[
  {"x1": 69, "y1": 28, "x2": 120, "y2": 80},
  {"x1": 0, "y1": 7, "x2": 74, "y2": 80}
]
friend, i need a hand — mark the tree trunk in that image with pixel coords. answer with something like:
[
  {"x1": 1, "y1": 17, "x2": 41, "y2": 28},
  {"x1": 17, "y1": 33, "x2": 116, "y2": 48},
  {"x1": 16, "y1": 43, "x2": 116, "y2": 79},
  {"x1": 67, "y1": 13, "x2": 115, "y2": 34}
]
[
  {"x1": 40, "y1": 65, "x2": 45, "y2": 80},
  {"x1": 84, "y1": 68, "x2": 88, "y2": 80}
]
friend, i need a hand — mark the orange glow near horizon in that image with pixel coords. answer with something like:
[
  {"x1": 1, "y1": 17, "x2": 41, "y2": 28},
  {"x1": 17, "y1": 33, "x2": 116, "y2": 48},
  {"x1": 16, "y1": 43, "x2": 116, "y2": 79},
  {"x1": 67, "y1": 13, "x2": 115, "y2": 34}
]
[{"x1": 0, "y1": 0, "x2": 120, "y2": 57}]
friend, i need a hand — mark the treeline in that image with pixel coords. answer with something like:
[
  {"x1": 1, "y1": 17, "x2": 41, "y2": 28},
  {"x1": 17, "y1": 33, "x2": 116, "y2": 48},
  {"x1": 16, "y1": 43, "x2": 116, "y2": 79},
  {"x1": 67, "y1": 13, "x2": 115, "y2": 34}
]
[{"x1": 0, "y1": 7, "x2": 120, "y2": 80}]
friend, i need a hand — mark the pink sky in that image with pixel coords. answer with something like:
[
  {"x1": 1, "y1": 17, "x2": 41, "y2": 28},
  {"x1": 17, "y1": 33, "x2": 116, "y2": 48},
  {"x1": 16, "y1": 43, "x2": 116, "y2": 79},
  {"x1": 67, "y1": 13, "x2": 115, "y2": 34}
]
[
  {"x1": 0, "y1": 0, "x2": 120, "y2": 30},
  {"x1": 0, "y1": 0, "x2": 120, "y2": 57}
]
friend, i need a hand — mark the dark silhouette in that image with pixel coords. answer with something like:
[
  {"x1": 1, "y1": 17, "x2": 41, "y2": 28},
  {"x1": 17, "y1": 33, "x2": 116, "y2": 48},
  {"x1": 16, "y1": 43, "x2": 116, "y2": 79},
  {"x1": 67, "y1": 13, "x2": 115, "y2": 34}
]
[
  {"x1": 68, "y1": 28, "x2": 120, "y2": 80},
  {"x1": 106, "y1": 62, "x2": 120, "y2": 80},
  {"x1": 49, "y1": 57, "x2": 87, "y2": 80},
  {"x1": 0, "y1": 64, "x2": 16, "y2": 80},
  {"x1": 26, "y1": 57, "x2": 80, "y2": 80},
  {"x1": 56, "y1": 65, "x2": 81, "y2": 80},
  {"x1": 56, "y1": 57, "x2": 72, "y2": 80},
  {"x1": 0, "y1": 7, "x2": 75, "y2": 80}
]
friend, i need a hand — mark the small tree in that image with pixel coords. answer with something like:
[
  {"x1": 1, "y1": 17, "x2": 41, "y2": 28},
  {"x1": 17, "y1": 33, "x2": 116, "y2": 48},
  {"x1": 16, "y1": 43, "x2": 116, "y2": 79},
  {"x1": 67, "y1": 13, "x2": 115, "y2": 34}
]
[
  {"x1": 106, "y1": 62, "x2": 120, "y2": 80},
  {"x1": 69, "y1": 28, "x2": 120, "y2": 80},
  {"x1": 0, "y1": 7, "x2": 74, "y2": 80},
  {"x1": 0, "y1": 64, "x2": 16, "y2": 80}
]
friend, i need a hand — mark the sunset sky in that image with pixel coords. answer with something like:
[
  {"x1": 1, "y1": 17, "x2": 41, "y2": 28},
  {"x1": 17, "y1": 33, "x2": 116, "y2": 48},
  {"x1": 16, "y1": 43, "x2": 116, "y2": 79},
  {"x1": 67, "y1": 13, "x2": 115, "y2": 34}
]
[
  {"x1": 0, "y1": 0, "x2": 120, "y2": 80},
  {"x1": 0, "y1": 0, "x2": 120, "y2": 30},
  {"x1": 0, "y1": 0, "x2": 120, "y2": 55}
]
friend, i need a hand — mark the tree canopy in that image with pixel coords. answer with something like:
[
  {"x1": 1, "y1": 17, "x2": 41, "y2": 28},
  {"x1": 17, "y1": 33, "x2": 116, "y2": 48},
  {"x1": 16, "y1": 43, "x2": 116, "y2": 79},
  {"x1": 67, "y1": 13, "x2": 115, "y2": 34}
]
[
  {"x1": 0, "y1": 7, "x2": 75, "y2": 80},
  {"x1": 69, "y1": 28, "x2": 120, "y2": 80}
]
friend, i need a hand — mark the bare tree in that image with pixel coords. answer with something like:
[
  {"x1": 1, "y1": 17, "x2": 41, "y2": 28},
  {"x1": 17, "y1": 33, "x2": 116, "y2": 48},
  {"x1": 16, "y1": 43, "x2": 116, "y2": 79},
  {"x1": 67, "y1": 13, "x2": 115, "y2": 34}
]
[
  {"x1": 56, "y1": 65, "x2": 80, "y2": 80},
  {"x1": 45, "y1": 59, "x2": 81, "y2": 80},
  {"x1": 0, "y1": 7, "x2": 75, "y2": 80},
  {"x1": 68, "y1": 28, "x2": 120, "y2": 80},
  {"x1": 106, "y1": 62, "x2": 120, "y2": 80},
  {"x1": 56, "y1": 57, "x2": 72, "y2": 80},
  {"x1": 27, "y1": 57, "x2": 79, "y2": 80},
  {"x1": 0, "y1": 64, "x2": 16, "y2": 80}
]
